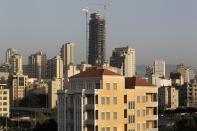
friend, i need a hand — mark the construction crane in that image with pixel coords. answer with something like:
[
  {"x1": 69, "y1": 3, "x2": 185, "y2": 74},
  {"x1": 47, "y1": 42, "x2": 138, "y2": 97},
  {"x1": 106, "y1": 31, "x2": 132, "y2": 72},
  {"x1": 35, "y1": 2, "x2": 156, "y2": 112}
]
[
  {"x1": 88, "y1": 0, "x2": 109, "y2": 18},
  {"x1": 82, "y1": 7, "x2": 89, "y2": 64}
]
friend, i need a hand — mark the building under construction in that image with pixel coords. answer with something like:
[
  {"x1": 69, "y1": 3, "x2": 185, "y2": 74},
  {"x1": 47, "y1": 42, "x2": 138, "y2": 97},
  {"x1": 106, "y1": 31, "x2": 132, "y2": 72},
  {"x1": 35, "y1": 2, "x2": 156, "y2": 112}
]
[{"x1": 88, "y1": 12, "x2": 106, "y2": 66}]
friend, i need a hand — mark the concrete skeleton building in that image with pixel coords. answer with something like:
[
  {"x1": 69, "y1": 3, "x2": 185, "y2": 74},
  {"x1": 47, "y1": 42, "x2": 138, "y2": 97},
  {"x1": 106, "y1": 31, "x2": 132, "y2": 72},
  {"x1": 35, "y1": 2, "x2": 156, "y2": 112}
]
[
  {"x1": 158, "y1": 86, "x2": 179, "y2": 111},
  {"x1": 0, "y1": 84, "x2": 10, "y2": 117},
  {"x1": 88, "y1": 13, "x2": 106, "y2": 66},
  {"x1": 28, "y1": 51, "x2": 47, "y2": 79},
  {"x1": 60, "y1": 43, "x2": 75, "y2": 68},
  {"x1": 57, "y1": 68, "x2": 158, "y2": 131},
  {"x1": 153, "y1": 60, "x2": 165, "y2": 78},
  {"x1": 110, "y1": 46, "x2": 136, "y2": 77},
  {"x1": 178, "y1": 80, "x2": 197, "y2": 107},
  {"x1": 47, "y1": 55, "x2": 64, "y2": 79}
]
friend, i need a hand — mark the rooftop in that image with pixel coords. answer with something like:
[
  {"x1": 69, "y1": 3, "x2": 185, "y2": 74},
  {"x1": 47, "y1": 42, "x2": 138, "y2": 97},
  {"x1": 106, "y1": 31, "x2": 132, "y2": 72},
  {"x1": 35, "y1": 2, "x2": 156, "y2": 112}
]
[
  {"x1": 70, "y1": 67, "x2": 120, "y2": 78},
  {"x1": 125, "y1": 77, "x2": 154, "y2": 89}
]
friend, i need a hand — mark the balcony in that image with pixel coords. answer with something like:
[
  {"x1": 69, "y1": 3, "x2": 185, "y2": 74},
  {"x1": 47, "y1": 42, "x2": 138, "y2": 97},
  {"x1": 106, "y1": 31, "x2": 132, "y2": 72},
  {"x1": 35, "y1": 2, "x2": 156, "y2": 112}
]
[
  {"x1": 84, "y1": 119, "x2": 94, "y2": 125},
  {"x1": 147, "y1": 128, "x2": 158, "y2": 131},
  {"x1": 146, "y1": 115, "x2": 158, "y2": 121},
  {"x1": 84, "y1": 104, "x2": 94, "y2": 110},
  {"x1": 146, "y1": 102, "x2": 158, "y2": 107}
]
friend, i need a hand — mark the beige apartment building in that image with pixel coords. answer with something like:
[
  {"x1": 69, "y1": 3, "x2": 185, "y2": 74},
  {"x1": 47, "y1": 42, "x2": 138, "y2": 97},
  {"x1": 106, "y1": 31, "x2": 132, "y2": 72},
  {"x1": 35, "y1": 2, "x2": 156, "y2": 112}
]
[
  {"x1": 10, "y1": 74, "x2": 28, "y2": 106},
  {"x1": 0, "y1": 84, "x2": 10, "y2": 117},
  {"x1": 60, "y1": 43, "x2": 75, "y2": 67},
  {"x1": 158, "y1": 86, "x2": 179, "y2": 111},
  {"x1": 48, "y1": 78, "x2": 64, "y2": 109},
  {"x1": 57, "y1": 68, "x2": 158, "y2": 131},
  {"x1": 47, "y1": 55, "x2": 63, "y2": 79},
  {"x1": 28, "y1": 51, "x2": 47, "y2": 79}
]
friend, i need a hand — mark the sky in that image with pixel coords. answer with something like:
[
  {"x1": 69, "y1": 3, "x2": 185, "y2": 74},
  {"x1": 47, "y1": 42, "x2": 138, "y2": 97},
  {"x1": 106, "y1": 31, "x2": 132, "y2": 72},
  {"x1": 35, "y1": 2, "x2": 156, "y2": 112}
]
[{"x1": 0, "y1": 0, "x2": 197, "y2": 66}]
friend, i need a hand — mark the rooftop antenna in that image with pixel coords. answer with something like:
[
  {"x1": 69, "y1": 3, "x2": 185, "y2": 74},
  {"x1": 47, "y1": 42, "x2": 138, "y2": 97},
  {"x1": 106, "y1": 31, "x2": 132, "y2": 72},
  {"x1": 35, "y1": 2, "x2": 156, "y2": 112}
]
[{"x1": 82, "y1": 7, "x2": 89, "y2": 64}]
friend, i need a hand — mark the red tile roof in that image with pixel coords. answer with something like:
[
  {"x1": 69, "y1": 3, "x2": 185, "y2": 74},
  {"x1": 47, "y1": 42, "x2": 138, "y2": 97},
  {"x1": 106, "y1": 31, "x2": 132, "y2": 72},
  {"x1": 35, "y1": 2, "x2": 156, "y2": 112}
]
[
  {"x1": 70, "y1": 67, "x2": 121, "y2": 78},
  {"x1": 125, "y1": 77, "x2": 154, "y2": 89}
]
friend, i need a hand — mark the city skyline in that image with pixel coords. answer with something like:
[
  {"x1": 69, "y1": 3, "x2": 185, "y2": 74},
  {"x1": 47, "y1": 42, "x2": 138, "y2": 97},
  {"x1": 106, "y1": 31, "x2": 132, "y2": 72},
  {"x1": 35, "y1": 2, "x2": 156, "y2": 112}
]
[{"x1": 0, "y1": 0, "x2": 197, "y2": 65}]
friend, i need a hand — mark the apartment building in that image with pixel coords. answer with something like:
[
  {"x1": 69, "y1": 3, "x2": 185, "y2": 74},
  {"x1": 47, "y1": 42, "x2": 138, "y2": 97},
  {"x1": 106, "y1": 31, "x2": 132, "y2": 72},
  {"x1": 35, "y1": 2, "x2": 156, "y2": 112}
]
[
  {"x1": 158, "y1": 86, "x2": 179, "y2": 111},
  {"x1": 110, "y1": 46, "x2": 136, "y2": 77},
  {"x1": 48, "y1": 78, "x2": 64, "y2": 109},
  {"x1": 0, "y1": 84, "x2": 10, "y2": 117},
  {"x1": 177, "y1": 64, "x2": 196, "y2": 83},
  {"x1": 178, "y1": 80, "x2": 197, "y2": 107},
  {"x1": 57, "y1": 68, "x2": 158, "y2": 131},
  {"x1": 153, "y1": 60, "x2": 165, "y2": 78},
  {"x1": 10, "y1": 74, "x2": 28, "y2": 106}
]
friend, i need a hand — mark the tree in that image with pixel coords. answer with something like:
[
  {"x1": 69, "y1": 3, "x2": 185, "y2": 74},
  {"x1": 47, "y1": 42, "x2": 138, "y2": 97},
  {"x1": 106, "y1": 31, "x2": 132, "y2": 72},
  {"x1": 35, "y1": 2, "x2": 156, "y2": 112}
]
[
  {"x1": 33, "y1": 119, "x2": 57, "y2": 131},
  {"x1": 0, "y1": 117, "x2": 15, "y2": 130}
]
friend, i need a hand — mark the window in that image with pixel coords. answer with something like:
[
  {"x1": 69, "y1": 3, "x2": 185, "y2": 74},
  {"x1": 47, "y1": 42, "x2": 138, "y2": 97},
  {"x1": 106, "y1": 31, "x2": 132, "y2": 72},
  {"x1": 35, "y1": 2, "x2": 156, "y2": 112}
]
[
  {"x1": 137, "y1": 124, "x2": 140, "y2": 131},
  {"x1": 113, "y1": 127, "x2": 117, "y2": 131},
  {"x1": 146, "y1": 108, "x2": 149, "y2": 116},
  {"x1": 128, "y1": 115, "x2": 135, "y2": 123},
  {"x1": 3, "y1": 102, "x2": 7, "y2": 106},
  {"x1": 95, "y1": 95, "x2": 98, "y2": 104},
  {"x1": 124, "y1": 109, "x2": 127, "y2": 118},
  {"x1": 101, "y1": 112, "x2": 105, "y2": 120},
  {"x1": 106, "y1": 83, "x2": 110, "y2": 90},
  {"x1": 3, "y1": 97, "x2": 7, "y2": 100},
  {"x1": 101, "y1": 97, "x2": 105, "y2": 104},
  {"x1": 113, "y1": 97, "x2": 117, "y2": 104},
  {"x1": 101, "y1": 127, "x2": 105, "y2": 131},
  {"x1": 124, "y1": 95, "x2": 127, "y2": 103},
  {"x1": 96, "y1": 83, "x2": 100, "y2": 89},
  {"x1": 143, "y1": 123, "x2": 146, "y2": 130},
  {"x1": 113, "y1": 83, "x2": 117, "y2": 90},
  {"x1": 106, "y1": 97, "x2": 110, "y2": 105},
  {"x1": 137, "y1": 96, "x2": 140, "y2": 103},
  {"x1": 106, "y1": 112, "x2": 110, "y2": 120},
  {"x1": 106, "y1": 127, "x2": 110, "y2": 131},
  {"x1": 128, "y1": 101, "x2": 135, "y2": 109},
  {"x1": 3, "y1": 108, "x2": 7, "y2": 111},
  {"x1": 137, "y1": 109, "x2": 140, "y2": 117},
  {"x1": 142, "y1": 109, "x2": 146, "y2": 117},
  {"x1": 113, "y1": 112, "x2": 117, "y2": 120},
  {"x1": 142, "y1": 96, "x2": 146, "y2": 103}
]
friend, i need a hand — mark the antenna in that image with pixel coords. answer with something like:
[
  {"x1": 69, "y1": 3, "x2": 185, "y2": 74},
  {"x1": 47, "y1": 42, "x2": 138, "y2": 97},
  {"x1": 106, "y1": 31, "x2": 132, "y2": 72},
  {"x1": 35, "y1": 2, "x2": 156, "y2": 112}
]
[{"x1": 82, "y1": 7, "x2": 89, "y2": 64}]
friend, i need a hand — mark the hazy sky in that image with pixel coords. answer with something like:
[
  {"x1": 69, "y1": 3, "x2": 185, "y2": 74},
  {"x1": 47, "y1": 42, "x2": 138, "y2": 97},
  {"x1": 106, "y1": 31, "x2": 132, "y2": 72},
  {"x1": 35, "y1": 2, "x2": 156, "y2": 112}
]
[{"x1": 0, "y1": 0, "x2": 197, "y2": 65}]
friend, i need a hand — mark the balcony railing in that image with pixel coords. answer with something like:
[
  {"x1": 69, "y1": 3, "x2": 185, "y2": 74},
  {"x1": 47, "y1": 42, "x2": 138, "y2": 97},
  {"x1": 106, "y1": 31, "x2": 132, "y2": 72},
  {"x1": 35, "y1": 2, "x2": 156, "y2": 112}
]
[
  {"x1": 147, "y1": 128, "x2": 158, "y2": 131},
  {"x1": 146, "y1": 115, "x2": 158, "y2": 121},
  {"x1": 84, "y1": 119, "x2": 94, "y2": 125},
  {"x1": 146, "y1": 101, "x2": 158, "y2": 107},
  {"x1": 84, "y1": 104, "x2": 94, "y2": 110}
]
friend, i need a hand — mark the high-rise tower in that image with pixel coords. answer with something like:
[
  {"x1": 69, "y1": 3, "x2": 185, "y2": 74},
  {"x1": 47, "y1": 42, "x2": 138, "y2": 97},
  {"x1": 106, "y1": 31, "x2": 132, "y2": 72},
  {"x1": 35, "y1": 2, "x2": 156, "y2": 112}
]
[
  {"x1": 88, "y1": 12, "x2": 106, "y2": 66},
  {"x1": 28, "y1": 51, "x2": 47, "y2": 79},
  {"x1": 5, "y1": 48, "x2": 17, "y2": 64},
  {"x1": 60, "y1": 43, "x2": 75, "y2": 67}
]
